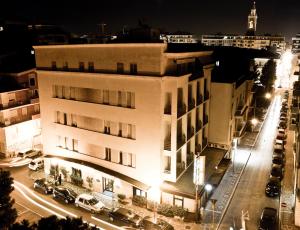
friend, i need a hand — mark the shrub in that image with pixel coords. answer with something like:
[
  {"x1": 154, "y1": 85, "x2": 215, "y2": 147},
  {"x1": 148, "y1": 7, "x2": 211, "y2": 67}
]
[
  {"x1": 60, "y1": 167, "x2": 69, "y2": 180},
  {"x1": 70, "y1": 175, "x2": 83, "y2": 187},
  {"x1": 49, "y1": 165, "x2": 57, "y2": 176},
  {"x1": 157, "y1": 203, "x2": 174, "y2": 217},
  {"x1": 132, "y1": 195, "x2": 147, "y2": 208},
  {"x1": 117, "y1": 194, "x2": 126, "y2": 200},
  {"x1": 86, "y1": 176, "x2": 93, "y2": 189},
  {"x1": 172, "y1": 205, "x2": 187, "y2": 218}
]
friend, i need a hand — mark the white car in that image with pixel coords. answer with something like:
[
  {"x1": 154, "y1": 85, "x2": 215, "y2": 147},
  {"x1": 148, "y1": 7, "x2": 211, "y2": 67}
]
[
  {"x1": 28, "y1": 158, "x2": 44, "y2": 170},
  {"x1": 75, "y1": 194, "x2": 105, "y2": 213}
]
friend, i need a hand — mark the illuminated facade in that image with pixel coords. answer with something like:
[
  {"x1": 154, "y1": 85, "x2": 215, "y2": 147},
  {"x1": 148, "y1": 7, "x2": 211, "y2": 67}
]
[
  {"x1": 35, "y1": 43, "x2": 213, "y2": 211},
  {"x1": 0, "y1": 69, "x2": 41, "y2": 157},
  {"x1": 292, "y1": 33, "x2": 300, "y2": 54},
  {"x1": 161, "y1": 34, "x2": 198, "y2": 43},
  {"x1": 247, "y1": 1, "x2": 258, "y2": 33}
]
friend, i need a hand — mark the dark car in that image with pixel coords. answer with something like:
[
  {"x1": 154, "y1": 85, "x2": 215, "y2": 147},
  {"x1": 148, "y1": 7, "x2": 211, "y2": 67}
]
[
  {"x1": 53, "y1": 186, "x2": 77, "y2": 204},
  {"x1": 265, "y1": 177, "x2": 281, "y2": 197},
  {"x1": 33, "y1": 178, "x2": 53, "y2": 194},
  {"x1": 142, "y1": 216, "x2": 174, "y2": 230},
  {"x1": 272, "y1": 154, "x2": 285, "y2": 166},
  {"x1": 259, "y1": 207, "x2": 277, "y2": 230},
  {"x1": 108, "y1": 207, "x2": 143, "y2": 228},
  {"x1": 273, "y1": 144, "x2": 285, "y2": 155},
  {"x1": 278, "y1": 121, "x2": 287, "y2": 129},
  {"x1": 280, "y1": 107, "x2": 288, "y2": 113},
  {"x1": 276, "y1": 132, "x2": 287, "y2": 141},
  {"x1": 270, "y1": 164, "x2": 284, "y2": 180}
]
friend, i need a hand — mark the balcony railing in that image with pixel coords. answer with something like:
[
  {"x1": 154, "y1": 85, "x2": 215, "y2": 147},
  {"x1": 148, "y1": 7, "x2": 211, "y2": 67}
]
[
  {"x1": 196, "y1": 120, "x2": 203, "y2": 131},
  {"x1": 188, "y1": 98, "x2": 195, "y2": 111},
  {"x1": 187, "y1": 152, "x2": 194, "y2": 166},
  {"x1": 202, "y1": 138, "x2": 208, "y2": 148},
  {"x1": 177, "y1": 134, "x2": 186, "y2": 149},
  {"x1": 195, "y1": 144, "x2": 202, "y2": 154},
  {"x1": 177, "y1": 103, "x2": 187, "y2": 118},
  {"x1": 196, "y1": 94, "x2": 203, "y2": 106},
  {"x1": 187, "y1": 126, "x2": 195, "y2": 140},
  {"x1": 0, "y1": 100, "x2": 31, "y2": 110},
  {"x1": 164, "y1": 137, "x2": 171, "y2": 151},
  {"x1": 164, "y1": 104, "x2": 171, "y2": 115},
  {"x1": 204, "y1": 91, "x2": 210, "y2": 101},
  {"x1": 203, "y1": 115, "x2": 209, "y2": 126}
]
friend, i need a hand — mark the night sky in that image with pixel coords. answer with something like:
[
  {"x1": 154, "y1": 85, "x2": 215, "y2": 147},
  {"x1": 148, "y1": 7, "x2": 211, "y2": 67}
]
[{"x1": 1, "y1": 0, "x2": 300, "y2": 40}]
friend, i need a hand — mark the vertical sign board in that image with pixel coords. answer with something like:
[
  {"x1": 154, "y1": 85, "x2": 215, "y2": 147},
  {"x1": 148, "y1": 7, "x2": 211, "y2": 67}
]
[{"x1": 193, "y1": 156, "x2": 206, "y2": 185}]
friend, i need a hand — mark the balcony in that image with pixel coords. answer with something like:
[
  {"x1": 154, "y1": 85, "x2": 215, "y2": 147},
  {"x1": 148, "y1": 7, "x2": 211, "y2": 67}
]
[
  {"x1": 0, "y1": 100, "x2": 31, "y2": 110},
  {"x1": 177, "y1": 134, "x2": 186, "y2": 150},
  {"x1": 164, "y1": 137, "x2": 171, "y2": 151},
  {"x1": 187, "y1": 126, "x2": 195, "y2": 140},
  {"x1": 204, "y1": 91, "x2": 210, "y2": 101},
  {"x1": 195, "y1": 144, "x2": 202, "y2": 154},
  {"x1": 202, "y1": 138, "x2": 208, "y2": 148},
  {"x1": 176, "y1": 161, "x2": 185, "y2": 177},
  {"x1": 235, "y1": 105, "x2": 248, "y2": 117},
  {"x1": 196, "y1": 94, "x2": 203, "y2": 106},
  {"x1": 203, "y1": 115, "x2": 209, "y2": 126},
  {"x1": 187, "y1": 152, "x2": 194, "y2": 166},
  {"x1": 196, "y1": 120, "x2": 203, "y2": 131},
  {"x1": 188, "y1": 98, "x2": 195, "y2": 111},
  {"x1": 177, "y1": 103, "x2": 187, "y2": 118}
]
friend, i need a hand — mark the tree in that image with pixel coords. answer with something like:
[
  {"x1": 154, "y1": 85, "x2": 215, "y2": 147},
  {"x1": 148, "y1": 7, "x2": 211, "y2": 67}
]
[
  {"x1": 260, "y1": 59, "x2": 276, "y2": 92},
  {"x1": 10, "y1": 220, "x2": 34, "y2": 230},
  {"x1": 0, "y1": 169, "x2": 18, "y2": 229}
]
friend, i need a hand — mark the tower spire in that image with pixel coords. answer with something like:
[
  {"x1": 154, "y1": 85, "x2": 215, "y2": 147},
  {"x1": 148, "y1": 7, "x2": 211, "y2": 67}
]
[{"x1": 247, "y1": 1, "x2": 258, "y2": 34}]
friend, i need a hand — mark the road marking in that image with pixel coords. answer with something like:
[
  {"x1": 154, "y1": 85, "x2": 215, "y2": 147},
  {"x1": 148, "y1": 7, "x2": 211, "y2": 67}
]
[{"x1": 15, "y1": 201, "x2": 43, "y2": 217}]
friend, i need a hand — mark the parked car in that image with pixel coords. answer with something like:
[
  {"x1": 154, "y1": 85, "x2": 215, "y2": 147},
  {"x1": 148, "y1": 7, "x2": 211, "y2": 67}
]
[
  {"x1": 265, "y1": 177, "x2": 281, "y2": 197},
  {"x1": 33, "y1": 178, "x2": 53, "y2": 194},
  {"x1": 280, "y1": 112, "x2": 287, "y2": 117},
  {"x1": 53, "y1": 186, "x2": 77, "y2": 204},
  {"x1": 75, "y1": 194, "x2": 105, "y2": 213},
  {"x1": 280, "y1": 106, "x2": 288, "y2": 113},
  {"x1": 274, "y1": 139, "x2": 285, "y2": 148},
  {"x1": 279, "y1": 116, "x2": 288, "y2": 123},
  {"x1": 270, "y1": 164, "x2": 284, "y2": 180},
  {"x1": 28, "y1": 158, "x2": 44, "y2": 170},
  {"x1": 258, "y1": 207, "x2": 277, "y2": 230},
  {"x1": 108, "y1": 207, "x2": 143, "y2": 228},
  {"x1": 276, "y1": 132, "x2": 287, "y2": 141},
  {"x1": 274, "y1": 144, "x2": 285, "y2": 154},
  {"x1": 278, "y1": 128, "x2": 286, "y2": 135},
  {"x1": 18, "y1": 149, "x2": 42, "y2": 159},
  {"x1": 278, "y1": 121, "x2": 287, "y2": 129},
  {"x1": 142, "y1": 216, "x2": 174, "y2": 230},
  {"x1": 272, "y1": 154, "x2": 285, "y2": 166}
]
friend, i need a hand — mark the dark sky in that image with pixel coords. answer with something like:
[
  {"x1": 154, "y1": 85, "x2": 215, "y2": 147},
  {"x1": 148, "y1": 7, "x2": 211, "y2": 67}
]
[{"x1": 1, "y1": 0, "x2": 300, "y2": 40}]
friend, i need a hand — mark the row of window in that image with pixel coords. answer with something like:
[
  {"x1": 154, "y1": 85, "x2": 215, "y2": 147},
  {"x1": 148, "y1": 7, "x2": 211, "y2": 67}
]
[
  {"x1": 55, "y1": 111, "x2": 136, "y2": 139},
  {"x1": 57, "y1": 136, "x2": 136, "y2": 168},
  {"x1": 51, "y1": 61, "x2": 138, "y2": 75},
  {"x1": 53, "y1": 85, "x2": 135, "y2": 109}
]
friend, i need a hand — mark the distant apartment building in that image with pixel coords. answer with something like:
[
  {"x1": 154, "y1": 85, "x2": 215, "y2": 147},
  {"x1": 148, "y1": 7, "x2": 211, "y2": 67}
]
[
  {"x1": 292, "y1": 33, "x2": 300, "y2": 54},
  {"x1": 161, "y1": 33, "x2": 198, "y2": 43},
  {"x1": 0, "y1": 69, "x2": 41, "y2": 157},
  {"x1": 208, "y1": 76, "x2": 253, "y2": 153},
  {"x1": 34, "y1": 43, "x2": 225, "y2": 211}
]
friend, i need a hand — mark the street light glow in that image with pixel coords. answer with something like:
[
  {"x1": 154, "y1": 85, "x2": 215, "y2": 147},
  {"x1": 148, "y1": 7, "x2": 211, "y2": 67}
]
[
  {"x1": 265, "y1": 93, "x2": 271, "y2": 99},
  {"x1": 251, "y1": 118, "x2": 258, "y2": 126},
  {"x1": 205, "y1": 184, "x2": 213, "y2": 192}
]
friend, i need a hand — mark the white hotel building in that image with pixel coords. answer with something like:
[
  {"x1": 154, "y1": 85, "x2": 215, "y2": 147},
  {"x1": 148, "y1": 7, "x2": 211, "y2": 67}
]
[{"x1": 34, "y1": 43, "x2": 217, "y2": 211}]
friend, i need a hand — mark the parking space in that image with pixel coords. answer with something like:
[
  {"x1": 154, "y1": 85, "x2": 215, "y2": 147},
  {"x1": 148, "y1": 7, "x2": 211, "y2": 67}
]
[{"x1": 14, "y1": 202, "x2": 43, "y2": 223}]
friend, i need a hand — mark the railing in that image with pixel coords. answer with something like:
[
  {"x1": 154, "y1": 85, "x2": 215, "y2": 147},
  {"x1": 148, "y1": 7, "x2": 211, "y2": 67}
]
[
  {"x1": 202, "y1": 138, "x2": 208, "y2": 148},
  {"x1": 195, "y1": 144, "x2": 202, "y2": 154},
  {"x1": 196, "y1": 94, "x2": 203, "y2": 106},
  {"x1": 187, "y1": 152, "x2": 194, "y2": 165},
  {"x1": 177, "y1": 134, "x2": 186, "y2": 149},
  {"x1": 204, "y1": 91, "x2": 210, "y2": 101},
  {"x1": 196, "y1": 120, "x2": 203, "y2": 131},
  {"x1": 0, "y1": 100, "x2": 31, "y2": 110},
  {"x1": 176, "y1": 161, "x2": 185, "y2": 177},
  {"x1": 188, "y1": 98, "x2": 195, "y2": 111},
  {"x1": 187, "y1": 126, "x2": 195, "y2": 140},
  {"x1": 164, "y1": 137, "x2": 171, "y2": 151},
  {"x1": 164, "y1": 104, "x2": 171, "y2": 115},
  {"x1": 177, "y1": 103, "x2": 187, "y2": 118}
]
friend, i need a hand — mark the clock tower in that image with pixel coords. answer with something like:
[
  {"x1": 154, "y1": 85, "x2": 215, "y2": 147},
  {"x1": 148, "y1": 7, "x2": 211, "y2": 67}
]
[{"x1": 247, "y1": 1, "x2": 258, "y2": 34}]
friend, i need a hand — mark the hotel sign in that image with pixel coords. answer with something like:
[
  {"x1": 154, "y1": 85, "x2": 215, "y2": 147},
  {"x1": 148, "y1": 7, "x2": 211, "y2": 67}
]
[{"x1": 193, "y1": 156, "x2": 205, "y2": 185}]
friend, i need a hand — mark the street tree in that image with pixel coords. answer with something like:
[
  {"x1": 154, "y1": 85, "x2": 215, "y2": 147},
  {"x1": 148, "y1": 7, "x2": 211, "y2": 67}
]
[
  {"x1": 260, "y1": 59, "x2": 276, "y2": 92},
  {"x1": 0, "y1": 169, "x2": 18, "y2": 229}
]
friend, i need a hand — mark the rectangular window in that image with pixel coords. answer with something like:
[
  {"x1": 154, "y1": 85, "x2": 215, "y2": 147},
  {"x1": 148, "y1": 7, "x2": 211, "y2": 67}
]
[
  {"x1": 104, "y1": 121, "x2": 110, "y2": 134},
  {"x1": 105, "y1": 148, "x2": 111, "y2": 161},
  {"x1": 173, "y1": 195, "x2": 184, "y2": 207},
  {"x1": 29, "y1": 78, "x2": 36, "y2": 87},
  {"x1": 133, "y1": 187, "x2": 147, "y2": 197},
  {"x1": 71, "y1": 114, "x2": 77, "y2": 127},
  {"x1": 130, "y1": 63, "x2": 137, "y2": 75},
  {"x1": 117, "y1": 63, "x2": 124, "y2": 74},
  {"x1": 119, "y1": 152, "x2": 123, "y2": 164},
  {"x1": 103, "y1": 177, "x2": 114, "y2": 192},
  {"x1": 72, "y1": 139, "x2": 78, "y2": 152},
  {"x1": 63, "y1": 113, "x2": 67, "y2": 125},
  {"x1": 88, "y1": 62, "x2": 94, "y2": 72},
  {"x1": 79, "y1": 62, "x2": 85, "y2": 71},
  {"x1": 117, "y1": 91, "x2": 122, "y2": 106},
  {"x1": 127, "y1": 153, "x2": 136, "y2": 167},
  {"x1": 118, "y1": 122, "x2": 123, "y2": 137}
]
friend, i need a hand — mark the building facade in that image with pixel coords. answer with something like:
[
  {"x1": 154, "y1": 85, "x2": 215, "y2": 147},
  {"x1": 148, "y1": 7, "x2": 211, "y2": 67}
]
[
  {"x1": 0, "y1": 69, "x2": 41, "y2": 157},
  {"x1": 292, "y1": 33, "x2": 300, "y2": 54},
  {"x1": 35, "y1": 43, "x2": 214, "y2": 211}
]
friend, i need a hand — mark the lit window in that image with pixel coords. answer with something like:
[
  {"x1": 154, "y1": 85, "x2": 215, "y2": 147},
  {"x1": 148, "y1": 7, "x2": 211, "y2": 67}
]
[
  {"x1": 0, "y1": 26, "x2": 3, "y2": 31},
  {"x1": 216, "y1": 61, "x2": 220, "y2": 66}
]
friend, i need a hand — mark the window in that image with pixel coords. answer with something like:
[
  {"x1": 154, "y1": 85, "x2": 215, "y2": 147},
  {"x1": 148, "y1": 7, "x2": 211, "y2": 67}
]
[
  {"x1": 51, "y1": 61, "x2": 57, "y2": 70},
  {"x1": 88, "y1": 62, "x2": 94, "y2": 72},
  {"x1": 127, "y1": 153, "x2": 136, "y2": 167},
  {"x1": 173, "y1": 195, "x2": 183, "y2": 207},
  {"x1": 103, "y1": 177, "x2": 114, "y2": 192},
  {"x1": 118, "y1": 122, "x2": 123, "y2": 137},
  {"x1": 117, "y1": 63, "x2": 124, "y2": 74},
  {"x1": 130, "y1": 63, "x2": 137, "y2": 74},
  {"x1": 63, "y1": 62, "x2": 68, "y2": 71},
  {"x1": 79, "y1": 62, "x2": 85, "y2": 71},
  {"x1": 104, "y1": 121, "x2": 111, "y2": 134},
  {"x1": 133, "y1": 187, "x2": 147, "y2": 197},
  {"x1": 72, "y1": 139, "x2": 78, "y2": 152},
  {"x1": 103, "y1": 90, "x2": 109, "y2": 104},
  {"x1": 164, "y1": 156, "x2": 171, "y2": 173},
  {"x1": 29, "y1": 78, "x2": 36, "y2": 87},
  {"x1": 105, "y1": 148, "x2": 111, "y2": 161},
  {"x1": 119, "y1": 152, "x2": 123, "y2": 164}
]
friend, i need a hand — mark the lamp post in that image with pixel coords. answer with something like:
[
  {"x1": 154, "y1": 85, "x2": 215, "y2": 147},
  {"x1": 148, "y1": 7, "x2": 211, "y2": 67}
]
[{"x1": 251, "y1": 92, "x2": 271, "y2": 132}]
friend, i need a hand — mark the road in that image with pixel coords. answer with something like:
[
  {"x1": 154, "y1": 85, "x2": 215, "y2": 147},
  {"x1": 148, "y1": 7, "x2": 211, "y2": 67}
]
[
  {"x1": 220, "y1": 91, "x2": 282, "y2": 229},
  {"x1": 1, "y1": 166, "x2": 123, "y2": 230}
]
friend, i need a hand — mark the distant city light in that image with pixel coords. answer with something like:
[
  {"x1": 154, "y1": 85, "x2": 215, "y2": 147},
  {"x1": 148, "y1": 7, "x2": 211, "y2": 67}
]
[
  {"x1": 265, "y1": 93, "x2": 271, "y2": 99},
  {"x1": 0, "y1": 26, "x2": 3, "y2": 31},
  {"x1": 31, "y1": 50, "x2": 35, "y2": 55},
  {"x1": 216, "y1": 61, "x2": 220, "y2": 66}
]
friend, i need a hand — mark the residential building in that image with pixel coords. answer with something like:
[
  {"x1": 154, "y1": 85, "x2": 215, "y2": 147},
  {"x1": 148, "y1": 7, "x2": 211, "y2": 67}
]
[
  {"x1": 0, "y1": 69, "x2": 41, "y2": 157},
  {"x1": 161, "y1": 33, "x2": 198, "y2": 43},
  {"x1": 34, "y1": 43, "x2": 217, "y2": 212},
  {"x1": 292, "y1": 33, "x2": 300, "y2": 54}
]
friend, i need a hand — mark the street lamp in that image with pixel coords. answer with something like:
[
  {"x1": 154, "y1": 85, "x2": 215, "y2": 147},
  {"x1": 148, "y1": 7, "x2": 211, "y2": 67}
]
[{"x1": 251, "y1": 118, "x2": 258, "y2": 132}]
